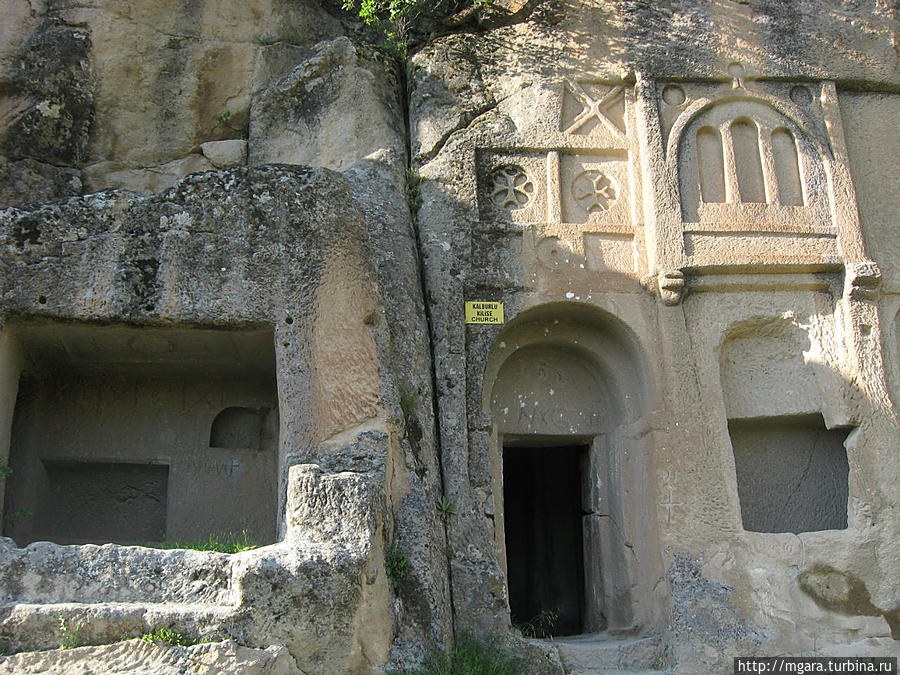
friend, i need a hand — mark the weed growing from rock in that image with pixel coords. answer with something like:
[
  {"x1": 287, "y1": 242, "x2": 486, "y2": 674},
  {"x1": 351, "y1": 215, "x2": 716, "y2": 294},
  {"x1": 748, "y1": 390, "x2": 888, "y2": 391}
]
[
  {"x1": 515, "y1": 608, "x2": 559, "y2": 639},
  {"x1": 386, "y1": 541, "x2": 409, "y2": 591},
  {"x1": 406, "y1": 168, "x2": 423, "y2": 214},
  {"x1": 58, "y1": 616, "x2": 85, "y2": 650},
  {"x1": 139, "y1": 628, "x2": 196, "y2": 647},
  {"x1": 436, "y1": 495, "x2": 457, "y2": 518}
]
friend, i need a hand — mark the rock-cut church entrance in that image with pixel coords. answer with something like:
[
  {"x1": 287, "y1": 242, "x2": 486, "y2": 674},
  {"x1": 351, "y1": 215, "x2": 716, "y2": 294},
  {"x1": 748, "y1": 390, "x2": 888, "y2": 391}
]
[
  {"x1": 503, "y1": 443, "x2": 587, "y2": 636},
  {"x1": 483, "y1": 305, "x2": 656, "y2": 637}
]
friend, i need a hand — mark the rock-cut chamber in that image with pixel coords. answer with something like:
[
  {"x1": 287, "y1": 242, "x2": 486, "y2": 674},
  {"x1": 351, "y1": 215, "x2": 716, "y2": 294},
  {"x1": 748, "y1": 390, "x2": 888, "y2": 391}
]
[{"x1": 1, "y1": 321, "x2": 279, "y2": 546}]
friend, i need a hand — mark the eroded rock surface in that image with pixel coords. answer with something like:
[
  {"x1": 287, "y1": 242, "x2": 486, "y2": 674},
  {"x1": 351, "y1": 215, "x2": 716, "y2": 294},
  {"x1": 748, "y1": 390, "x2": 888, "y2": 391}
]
[{"x1": 0, "y1": 0, "x2": 899, "y2": 673}]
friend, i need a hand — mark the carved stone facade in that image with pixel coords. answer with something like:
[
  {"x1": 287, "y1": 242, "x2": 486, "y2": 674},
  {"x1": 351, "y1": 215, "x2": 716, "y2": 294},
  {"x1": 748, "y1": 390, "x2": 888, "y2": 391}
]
[
  {"x1": 0, "y1": 0, "x2": 898, "y2": 673},
  {"x1": 412, "y1": 3, "x2": 900, "y2": 670}
]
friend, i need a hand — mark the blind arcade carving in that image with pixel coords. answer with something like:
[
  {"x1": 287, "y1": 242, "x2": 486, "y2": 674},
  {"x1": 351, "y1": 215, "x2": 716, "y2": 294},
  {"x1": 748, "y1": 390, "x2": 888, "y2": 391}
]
[{"x1": 669, "y1": 93, "x2": 828, "y2": 225}]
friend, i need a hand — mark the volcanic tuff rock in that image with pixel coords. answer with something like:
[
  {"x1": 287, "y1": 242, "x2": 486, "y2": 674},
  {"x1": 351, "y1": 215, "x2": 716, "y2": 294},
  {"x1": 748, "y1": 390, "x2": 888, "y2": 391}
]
[{"x1": 0, "y1": 0, "x2": 899, "y2": 673}]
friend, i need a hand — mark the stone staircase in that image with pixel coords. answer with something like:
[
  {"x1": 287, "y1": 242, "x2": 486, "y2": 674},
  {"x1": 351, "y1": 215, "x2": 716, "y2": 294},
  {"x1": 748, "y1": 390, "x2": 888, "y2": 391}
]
[{"x1": 538, "y1": 631, "x2": 666, "y2": 674}]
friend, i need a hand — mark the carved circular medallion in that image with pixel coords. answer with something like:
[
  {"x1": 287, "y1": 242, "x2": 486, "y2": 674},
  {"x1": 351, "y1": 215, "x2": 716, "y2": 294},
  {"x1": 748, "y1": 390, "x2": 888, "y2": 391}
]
[
  {"x1": 571, "y1": 170, "x2": 618, "y2": 213},
  {"x1": 662, "y1": 84, "x2": 686, "y2": 106},
  {"x1": 490, "y1": 165, "x2": 534, "y2": 209},
  {"x1": 790, "y1": 85, "x2": 812, "y2": 106}
]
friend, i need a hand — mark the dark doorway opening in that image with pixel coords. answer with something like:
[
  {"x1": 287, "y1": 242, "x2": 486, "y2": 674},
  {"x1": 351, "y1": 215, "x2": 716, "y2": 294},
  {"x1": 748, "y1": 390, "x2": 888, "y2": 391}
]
[{"x1": 503, "y1": 444, "x2": 587, "y2": 637}]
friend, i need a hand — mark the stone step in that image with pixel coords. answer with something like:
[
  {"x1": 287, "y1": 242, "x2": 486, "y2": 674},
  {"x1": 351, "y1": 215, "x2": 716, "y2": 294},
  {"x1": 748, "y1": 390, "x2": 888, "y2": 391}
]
[
  {"x1": 545, "y1": 632, "x2": 663, "y2": 674},
  {"x1": 0, "y1": 639, "x2": 299, "y2": 675},
  {"x1": 0, "y1": 602, "x2": 234, "y2": 653}
]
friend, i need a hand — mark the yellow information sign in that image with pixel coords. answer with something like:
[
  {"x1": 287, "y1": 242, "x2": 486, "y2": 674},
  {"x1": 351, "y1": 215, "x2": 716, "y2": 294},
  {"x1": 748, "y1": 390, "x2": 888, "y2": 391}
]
[{"x1": 465, "y1": 301, "x2": 504, "y2": 325}]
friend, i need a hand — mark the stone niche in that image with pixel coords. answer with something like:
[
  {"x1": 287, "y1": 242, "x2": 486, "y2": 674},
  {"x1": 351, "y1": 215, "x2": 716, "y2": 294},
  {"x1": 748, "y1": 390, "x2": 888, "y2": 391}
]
[
  {"x1": 728, "y1": 414, "x2": 849, "y2": 533},
  {"x1": 1, "y1": 321, "x2": 278, "y2": 546},
  {"x1": 719, "y1": 318, "x2": 851, "y2": 533}
]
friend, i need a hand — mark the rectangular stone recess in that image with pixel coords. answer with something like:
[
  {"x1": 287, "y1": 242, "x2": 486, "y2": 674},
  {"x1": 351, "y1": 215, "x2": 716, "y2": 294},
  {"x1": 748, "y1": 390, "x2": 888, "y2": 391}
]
[
  {"x1": 503, "y1": 444, "x2": 586, "y2": 637},
  {"x1": 729, "y1": 415, "x2": 850, "y2": 533},
  {"x1": 2, "y1": 321, "x2": 278, "y2": 547},
  {"x1": 36, "y1": 461, "x2": 168, "y2": 544}
]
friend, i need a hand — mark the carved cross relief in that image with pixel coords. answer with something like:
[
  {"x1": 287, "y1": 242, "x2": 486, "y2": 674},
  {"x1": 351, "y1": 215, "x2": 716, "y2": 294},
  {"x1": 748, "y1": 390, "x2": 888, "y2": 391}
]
[{"x1": 561, "y1": 81, "x2": 627, "y2": 137}]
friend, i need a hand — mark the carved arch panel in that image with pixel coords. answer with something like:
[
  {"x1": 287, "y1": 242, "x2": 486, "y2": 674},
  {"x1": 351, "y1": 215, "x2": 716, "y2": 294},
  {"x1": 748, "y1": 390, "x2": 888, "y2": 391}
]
[{"x1": 674, "y1": 98, "x2": 829, "y2": 226}]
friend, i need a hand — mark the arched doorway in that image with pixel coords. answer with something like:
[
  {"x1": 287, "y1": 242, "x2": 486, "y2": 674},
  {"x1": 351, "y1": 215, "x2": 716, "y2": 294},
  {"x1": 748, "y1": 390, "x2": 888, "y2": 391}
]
[{"x1": 483, "y1": 304, "x2": 653, "y2": 637}]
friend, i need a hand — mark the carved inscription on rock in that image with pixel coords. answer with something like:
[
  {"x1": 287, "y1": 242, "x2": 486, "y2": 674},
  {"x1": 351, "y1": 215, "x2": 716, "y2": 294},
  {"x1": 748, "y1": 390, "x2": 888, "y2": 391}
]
[
  {"x1": 490, "y1": 347, "x2": 610, "y2": 435},
  {"x1": 659, "y1": 470, "x2": 684, "y2": 525}
]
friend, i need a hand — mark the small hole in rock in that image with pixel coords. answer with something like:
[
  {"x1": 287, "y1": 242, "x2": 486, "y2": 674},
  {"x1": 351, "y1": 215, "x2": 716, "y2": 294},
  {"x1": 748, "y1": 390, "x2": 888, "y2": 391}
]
[
  {"x1": 37, "y1": 296, "x2": 47, "y2": 305},
  {"x1": 285, "y1": 316, "x2": 293, "y2": 325}
]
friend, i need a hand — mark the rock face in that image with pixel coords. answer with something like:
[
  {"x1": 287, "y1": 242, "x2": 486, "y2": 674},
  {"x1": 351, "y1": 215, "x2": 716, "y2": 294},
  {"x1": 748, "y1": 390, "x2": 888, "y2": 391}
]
[
  {"x1": 0, "y1": 0, "x2": 899, "y2": 673},
  {"x1": 0, "y1": 166, "x2": 428, "y2": 672}
]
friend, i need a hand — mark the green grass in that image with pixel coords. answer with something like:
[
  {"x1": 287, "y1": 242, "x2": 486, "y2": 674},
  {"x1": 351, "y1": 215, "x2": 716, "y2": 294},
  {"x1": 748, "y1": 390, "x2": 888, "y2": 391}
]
[
  {"x1": 58, "y1": 616, "x2": 85, "y2": 650},
  {"x1": 0, "y1": 456, "x2": 11, "y2": 481},
  {"x1": 145, "y1": 531, "x2": 259, "y2": 554},
  {"x1": 389, "y1": 633, "x2": 525, "y2": 675},
  {"x1": 386, "y1": 541, "x2": 409, "y2": 591},
  {"x1": 399, "y1": 383, "x2": 419, "y2": 417},
  {"x1": 139, "y1": 628, "x2": 197, "y2": 647}
]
